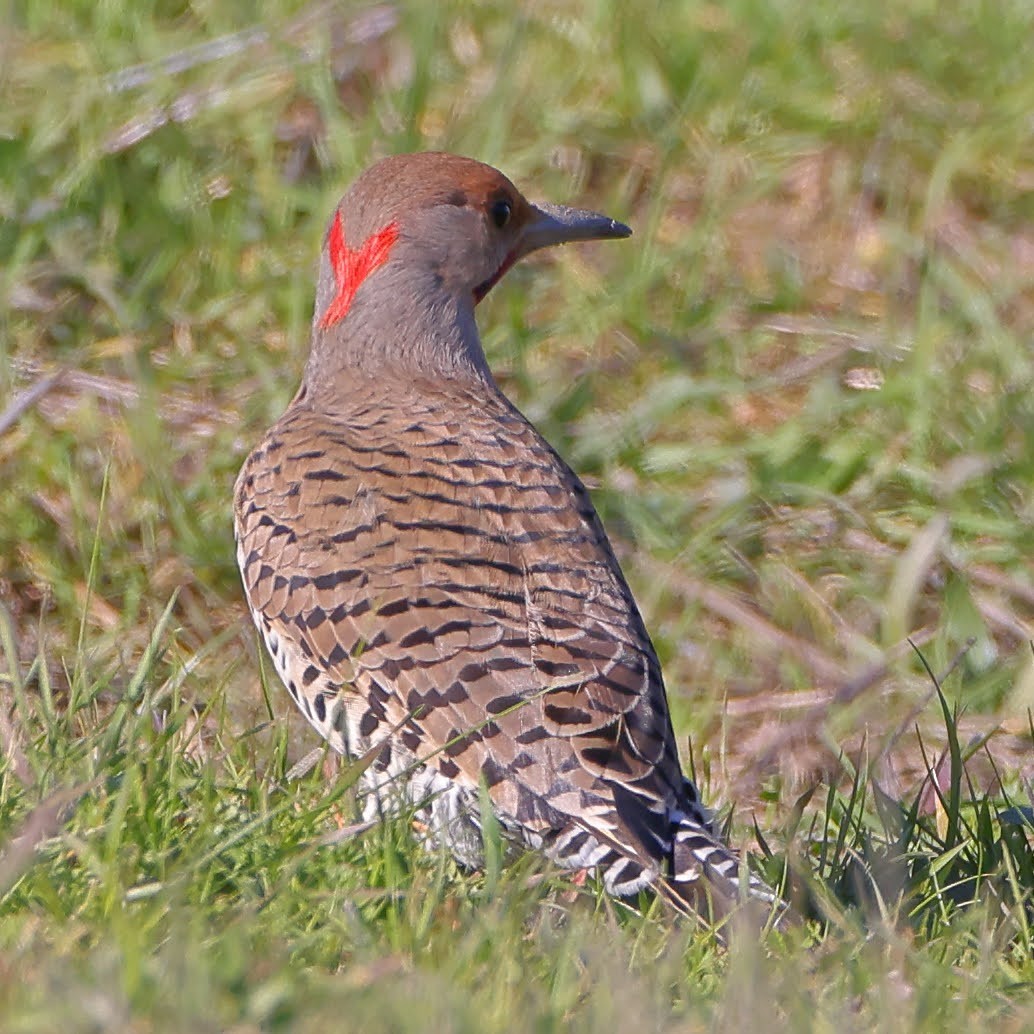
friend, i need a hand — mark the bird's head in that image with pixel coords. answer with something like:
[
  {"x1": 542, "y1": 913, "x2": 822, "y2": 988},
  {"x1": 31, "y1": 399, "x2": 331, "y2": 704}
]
[{"x1": 307, "y1": 152, "x2": 630, "y2": 383}]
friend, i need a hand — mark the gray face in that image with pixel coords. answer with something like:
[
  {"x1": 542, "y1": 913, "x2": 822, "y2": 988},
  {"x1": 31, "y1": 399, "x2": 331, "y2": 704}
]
[{"x1": 400, "y1": 202, "x2": 515, "y2": 302}]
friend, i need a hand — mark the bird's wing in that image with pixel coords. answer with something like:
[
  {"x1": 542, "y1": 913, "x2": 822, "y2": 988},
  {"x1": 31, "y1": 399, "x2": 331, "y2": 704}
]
[{"x1": 235, "y1": 379, "x2": 690, "y2": 869}]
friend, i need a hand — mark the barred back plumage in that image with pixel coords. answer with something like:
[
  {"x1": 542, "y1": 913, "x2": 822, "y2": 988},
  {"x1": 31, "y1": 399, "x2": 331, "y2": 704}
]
[{"x1": 234, "y1": 153, "x2": 782, "y2": 925}]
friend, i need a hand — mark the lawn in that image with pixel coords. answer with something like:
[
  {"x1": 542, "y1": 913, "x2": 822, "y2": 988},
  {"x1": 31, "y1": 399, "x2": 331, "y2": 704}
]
[{"x1": 1, "y1": 0, "x2": 1033, "y2": 1030}]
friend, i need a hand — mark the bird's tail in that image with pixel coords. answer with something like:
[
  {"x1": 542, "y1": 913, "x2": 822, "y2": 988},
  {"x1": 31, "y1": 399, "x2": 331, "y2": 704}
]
[{"x1": 663, "y1": 808, "x2": 789, "y2": 930}]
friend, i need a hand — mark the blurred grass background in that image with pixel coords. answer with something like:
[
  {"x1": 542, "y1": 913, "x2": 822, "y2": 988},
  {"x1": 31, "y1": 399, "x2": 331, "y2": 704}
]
[{"x1": 1, "y1": 0, "x2": 1033, "y2": 1030}]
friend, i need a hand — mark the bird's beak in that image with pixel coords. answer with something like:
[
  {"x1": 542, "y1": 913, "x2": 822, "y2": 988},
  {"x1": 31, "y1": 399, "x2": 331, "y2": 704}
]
[
  {"x1": 518, "y1": 202, "x2": 632, "y2": 259},
  {"x1": 474, "y1": 203, "x2": 631, "y2": 304}
]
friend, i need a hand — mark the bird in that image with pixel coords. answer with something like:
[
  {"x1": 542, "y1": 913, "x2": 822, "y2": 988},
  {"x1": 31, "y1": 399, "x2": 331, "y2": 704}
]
[{"x1": 234, "y1": 152, "x2": 780, "y2": 924}]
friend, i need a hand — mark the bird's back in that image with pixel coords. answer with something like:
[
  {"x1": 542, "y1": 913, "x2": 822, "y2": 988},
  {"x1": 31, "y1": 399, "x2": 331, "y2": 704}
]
[{"x1": 235, "y1": 373, "x2": 705, "y2": 895}]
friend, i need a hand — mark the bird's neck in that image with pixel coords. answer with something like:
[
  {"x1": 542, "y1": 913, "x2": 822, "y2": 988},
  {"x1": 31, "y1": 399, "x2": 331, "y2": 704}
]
[{"x1": 302, "y1": 259, "x2": 494, "y2": 401}]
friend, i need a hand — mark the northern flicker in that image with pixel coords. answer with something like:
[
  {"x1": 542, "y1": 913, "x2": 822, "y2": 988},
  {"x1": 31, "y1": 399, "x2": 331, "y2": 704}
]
[{"x1": 235, "y1": 153, "x2": 779, "y2": 922}]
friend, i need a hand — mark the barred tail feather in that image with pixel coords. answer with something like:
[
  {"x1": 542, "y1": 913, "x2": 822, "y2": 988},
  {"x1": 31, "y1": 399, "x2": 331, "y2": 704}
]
[{"x1": 666, "y1": 813, "x2": 788, "y2": 928}]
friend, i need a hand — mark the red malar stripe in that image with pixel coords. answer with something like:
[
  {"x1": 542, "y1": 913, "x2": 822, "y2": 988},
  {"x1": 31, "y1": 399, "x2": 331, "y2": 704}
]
[{"x1": 319, "y1": 211, "x2": 399, "y2": 329}]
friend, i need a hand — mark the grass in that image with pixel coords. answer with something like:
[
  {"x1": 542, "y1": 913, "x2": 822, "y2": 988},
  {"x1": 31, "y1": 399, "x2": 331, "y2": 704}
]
[{"x1": 2, "y1": 0, "x2": 1033, "y2": 1029}]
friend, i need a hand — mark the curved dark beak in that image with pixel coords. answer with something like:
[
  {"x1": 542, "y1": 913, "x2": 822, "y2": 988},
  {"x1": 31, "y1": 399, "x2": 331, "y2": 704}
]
[
  {"x1": 518, "y1": 202, "x2": 632, "y2": 259},
  {"x1": 474, "y1": 202, "x2": 631, "y2": 304}
]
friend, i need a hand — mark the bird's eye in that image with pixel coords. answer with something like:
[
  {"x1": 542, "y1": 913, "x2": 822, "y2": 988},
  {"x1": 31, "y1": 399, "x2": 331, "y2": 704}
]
[{"x1": 490, "y1": 198, "x2": 512, "y2": 229}]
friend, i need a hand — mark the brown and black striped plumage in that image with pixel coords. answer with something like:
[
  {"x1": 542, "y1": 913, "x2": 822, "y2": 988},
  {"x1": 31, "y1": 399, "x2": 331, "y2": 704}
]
[{"x1": 234, "y1": 153, "x2": 779, "y2": 921}]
